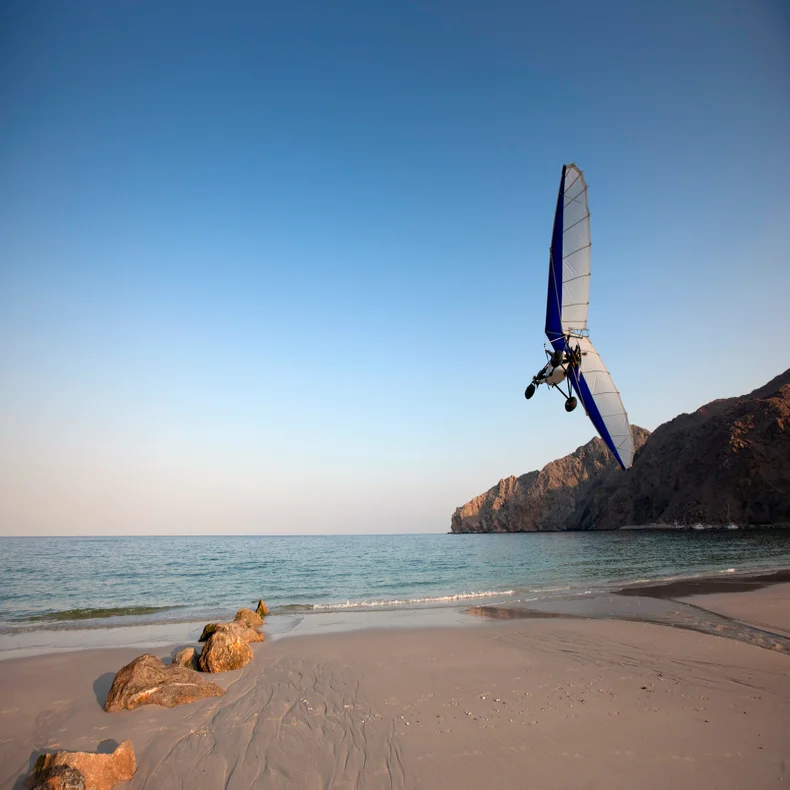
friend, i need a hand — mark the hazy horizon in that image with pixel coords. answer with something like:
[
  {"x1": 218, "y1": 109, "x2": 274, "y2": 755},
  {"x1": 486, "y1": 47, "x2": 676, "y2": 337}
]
[{"x1": 2, "y1": 1, "x2": 789, "y2": 536}]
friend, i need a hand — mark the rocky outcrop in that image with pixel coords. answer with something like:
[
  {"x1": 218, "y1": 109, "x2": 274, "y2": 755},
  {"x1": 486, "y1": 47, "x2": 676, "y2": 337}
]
[
  {"x1": 104, "y1": 654, "x2": 224, "y2": 711},
  {"x1": 578, "y1": 369, "x2": 790, "y2": 528},
  {"x1": 172, "y1": 647, "x2": 197, "y2": 669},
  {"x1": 234, "y1": 608, "x2": 263, "y2": 628},
  {"x1": 198, "y1": 623, "x2": 219, "y2": 641},
  {"x1": 30, "y1": 765, "x2": 86, "y2": 790},
  {"x1": 198, "y1": 621, "x2": 264, "y2": 673},
  {"x1": 255, "y1": 599, "x2": 269, "y2": 617},
  {"x1": 29, "y1": 741, "x2": 135, "y2": 790},
  {"x1": 197, "y1": 609, "x2": 263, "y2": 640},
  {"x1": 452, "y1": 427, "x2": 650, "y2": 532},
  {"x1": 452, "y1": 369, "x2": 790, "y2": 532}
]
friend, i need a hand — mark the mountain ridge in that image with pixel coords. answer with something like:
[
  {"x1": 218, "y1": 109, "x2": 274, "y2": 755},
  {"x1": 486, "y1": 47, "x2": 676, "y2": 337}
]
[{"x1": 451, "y1": 369, "x2": 790, "y2": 532}]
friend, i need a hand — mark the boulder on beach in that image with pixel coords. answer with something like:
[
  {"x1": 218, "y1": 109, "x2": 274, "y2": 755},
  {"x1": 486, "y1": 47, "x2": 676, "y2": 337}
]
[
  {"x1": 255, "y1": 599, "x2": 269, "y2": 617},
  {"x1": 172, "y1": 646, "x2": 197, "y2": 669},
  {"x1": 29, "y1": 740, "x2": 135, "y2": 790},
  {"x1": 199, "y1": 619, "x2": 262, "y2": 644},
  {"x1": 30, "y1": 764, "x2": 86, "y2": 790},
  {"x1": 234, "y1": 607, "x2": 263, "y2": 628},
  {"x1": 104, "y1": 654, "x2": 224, "y2": 711},
  {"x1": 198, "y1": 621, "x2": 263, "y2": 673},
  {"x1": 199, "y1": 623, "x2": 219, "y2": 642}
]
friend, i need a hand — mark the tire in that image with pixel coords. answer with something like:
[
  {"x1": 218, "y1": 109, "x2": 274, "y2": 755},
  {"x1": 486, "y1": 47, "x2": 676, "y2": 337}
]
[
  {"x1": 550, "y1": 350, "x2": 564, "y2": 367},
  {"x1": 565, "y1": 396, "x2": 577, "y2": 412},
  {"x1": 525, "y1": 384, "x2": 536, "y2": 400}
]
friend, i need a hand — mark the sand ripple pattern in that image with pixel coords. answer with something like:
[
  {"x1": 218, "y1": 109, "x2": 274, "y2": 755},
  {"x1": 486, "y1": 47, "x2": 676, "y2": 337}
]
[{"x1": 137, "y1": 656, "x2": 406, "y2": 790}]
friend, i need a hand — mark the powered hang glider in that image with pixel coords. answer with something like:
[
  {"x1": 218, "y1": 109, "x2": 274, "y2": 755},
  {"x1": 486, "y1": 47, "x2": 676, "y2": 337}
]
[{"x1": 524, "y1": 163, "x2": 635, "y2": 470}]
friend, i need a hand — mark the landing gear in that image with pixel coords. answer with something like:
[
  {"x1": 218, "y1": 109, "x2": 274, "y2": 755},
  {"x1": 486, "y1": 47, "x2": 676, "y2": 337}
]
[{"x1": 525, "y1": 336, "x2": 584, "y2": 413}]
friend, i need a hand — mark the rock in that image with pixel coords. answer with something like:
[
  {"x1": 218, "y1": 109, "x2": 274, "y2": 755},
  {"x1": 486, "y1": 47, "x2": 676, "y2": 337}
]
[
  {"x1": 199, "y1": 618, "x2": 264, "y2": 641},
  {"x1": 198, "y1": 623, "x2": 219, "y2": 642},
  {"x1": 29, "y1": 741, "x2": 135, "y2": 790},
  {"x1": 237, "y1": 622, "x2": 264, "y2": 643},
  {"x1": 198, "y1": 621, "x2": 263, "y2": 673},
  {"x1": 199, "y1": 619, "x2": 263, "y2": 645},
  {"x1": 581, "y1": 369, "x2": 790, "y2": 529},
  {"x1": 255, "y1": 599, "x2": 269, "y2": 617},
  {"x1": 234, "y1": 607, "x2": 263, "y2": 628},
  {"x1": 29, "y1": 765, "x2": 85, "y2": 790},
  {"x1": 208, "y1": 621, "x2": 264, "y2": 644},
  {"x1": 104, "y1": 654, "x2": 224, "y2": 711},
  {"x1": 172, "y1": 647, "x2": 197, "y2": 668},
  {"x1": 452, "y1": 367, "x2": 790, "y2": 532},
  {"x1": 451, "y1": 427, "x2": 650, "y2": 532}
]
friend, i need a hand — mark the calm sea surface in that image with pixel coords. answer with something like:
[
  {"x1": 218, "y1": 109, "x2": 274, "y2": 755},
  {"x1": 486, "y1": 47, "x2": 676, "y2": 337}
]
[{"x1": 3, "y1": 530, "x2": 790, "y2": 636}]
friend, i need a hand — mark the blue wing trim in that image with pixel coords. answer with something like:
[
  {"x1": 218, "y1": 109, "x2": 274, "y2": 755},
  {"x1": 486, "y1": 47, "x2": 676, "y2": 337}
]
[
  {"x1": 568, "y1": 367, "x2": 627, "y2": 470},
  {"x1": 545, "y1": 165, "x2": 566, "y2": 351}
]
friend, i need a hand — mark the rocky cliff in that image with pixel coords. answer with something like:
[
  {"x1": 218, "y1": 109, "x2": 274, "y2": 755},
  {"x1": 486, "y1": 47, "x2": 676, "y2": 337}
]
[
  {"x1": 579, "y1": 368, "x2": 790, "y2": 529},
  {"x1": 451, "y1": 427, "x2": 651, "y2": 533},
  {"x1": 451, "y1": 369, "x2": 790, "y2": 532}
]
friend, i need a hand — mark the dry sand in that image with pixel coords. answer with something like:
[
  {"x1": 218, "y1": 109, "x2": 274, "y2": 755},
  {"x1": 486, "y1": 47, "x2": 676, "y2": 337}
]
[{"x1": 1, "y1": 586, "x2": 789, "y2": 789}]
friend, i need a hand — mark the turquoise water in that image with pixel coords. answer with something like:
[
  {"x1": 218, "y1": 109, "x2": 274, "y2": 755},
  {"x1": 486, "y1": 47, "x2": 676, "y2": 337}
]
[{"x1": 2, "y1": 531, "x2": 790, "y2": 643}]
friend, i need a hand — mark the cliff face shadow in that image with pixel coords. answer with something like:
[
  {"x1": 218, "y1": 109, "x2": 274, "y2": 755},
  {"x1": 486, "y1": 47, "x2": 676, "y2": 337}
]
[{"x1": 93, "y1": 672, "x2": 116, "y2": 708}]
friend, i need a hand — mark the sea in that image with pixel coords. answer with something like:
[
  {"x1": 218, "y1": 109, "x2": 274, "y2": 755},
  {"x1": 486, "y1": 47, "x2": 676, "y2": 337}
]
[{"x1": 2, "y1": 530, "x2": 790, "y2": 659}]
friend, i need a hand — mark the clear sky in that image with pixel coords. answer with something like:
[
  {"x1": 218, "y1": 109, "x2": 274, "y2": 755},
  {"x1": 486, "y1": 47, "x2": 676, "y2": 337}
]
[{"x1": 1, "y1": 0, "x2": 788, "y2": 536}]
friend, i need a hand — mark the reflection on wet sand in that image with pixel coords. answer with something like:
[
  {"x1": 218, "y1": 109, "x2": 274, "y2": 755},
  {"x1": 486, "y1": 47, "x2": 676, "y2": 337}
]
[
  {"x1": 465, "y1": 573, "x2": 790, "y2": 655},
  {"x1": 617, "y1": 568, "x2": 790, "y2": 599}
]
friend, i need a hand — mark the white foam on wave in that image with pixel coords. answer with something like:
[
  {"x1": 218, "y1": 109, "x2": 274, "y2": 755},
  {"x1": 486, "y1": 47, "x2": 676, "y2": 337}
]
[{"x1": 312, "y1": 590, "x2": 516, "y2": 610}]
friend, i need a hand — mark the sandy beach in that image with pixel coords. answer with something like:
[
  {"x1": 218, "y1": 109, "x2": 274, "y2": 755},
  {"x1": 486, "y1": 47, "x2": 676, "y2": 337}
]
[{"x1": 2, "y1": 582, "x2": 789, "y2": 789}]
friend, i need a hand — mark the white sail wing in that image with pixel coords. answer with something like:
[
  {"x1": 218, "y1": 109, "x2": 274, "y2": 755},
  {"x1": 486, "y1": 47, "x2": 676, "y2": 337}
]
[
  {"x1": 571, "y1": 336, "x2": 634, "y2": 469},
  {"x1": 560, "y1": 164, "x2": 591, "y2": 333},
  {"x1": 545, "y1": 162, "x2": 634, "y2": 470}
]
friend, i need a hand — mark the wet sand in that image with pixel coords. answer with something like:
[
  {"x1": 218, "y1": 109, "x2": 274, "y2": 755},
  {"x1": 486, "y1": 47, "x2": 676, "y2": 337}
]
[
  {"x1": 617, "y1": 568, "x2": 790, "y2": 599},
  {"x1": 1, "y1": 581, "x2": 789, "y2": 789},
  {"x1": 677, "y1": 584, "x2": 790, "y2": 638},
  {"x1": 620, "y1": 570, "x2": 790, "y2": 638}
]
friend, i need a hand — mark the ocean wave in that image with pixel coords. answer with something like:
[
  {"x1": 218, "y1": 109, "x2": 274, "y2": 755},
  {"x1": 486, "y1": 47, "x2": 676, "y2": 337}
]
[
  {"x1": 272, "y1": 604, "x2": 316, "y2": 613},
  {"x1": 312, "y1": 590, "x2": 516, "y2": 610},
  {"x1": 24, "y1": 605, "x2": 176, "y2": 623}
]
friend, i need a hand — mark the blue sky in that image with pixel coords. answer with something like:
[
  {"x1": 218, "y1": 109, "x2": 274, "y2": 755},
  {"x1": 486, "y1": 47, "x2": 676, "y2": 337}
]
[{"x1": 1, "y1": 0, "x2": 788, "y2": 535}]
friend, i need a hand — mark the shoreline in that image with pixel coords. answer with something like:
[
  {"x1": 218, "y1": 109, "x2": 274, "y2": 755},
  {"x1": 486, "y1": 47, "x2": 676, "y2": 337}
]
[
  {"x1": 450, "y1": 523, "x2": 790, "y2": 532},
  {"x1": 3, "y1": 564, "x2": 790, "y2": 662},
  {"x1": 616, "y1": 567, "x2": 790, "y2": 597},
  {"x1": 2, "y1": 578, "x2": 789, "y2": 789},
  {"x1": 5, "y1": 530, "x2": 790, "y2": 663}
]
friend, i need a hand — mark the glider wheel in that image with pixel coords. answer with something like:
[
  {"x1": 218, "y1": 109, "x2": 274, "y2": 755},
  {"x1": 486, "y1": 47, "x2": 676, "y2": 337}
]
[
  {"x1": 525, "y1": 383, "x2": 536, "y2": 400},
  {"x1": 565, "y1": 396, "x2": 577, "y2": 412}
]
